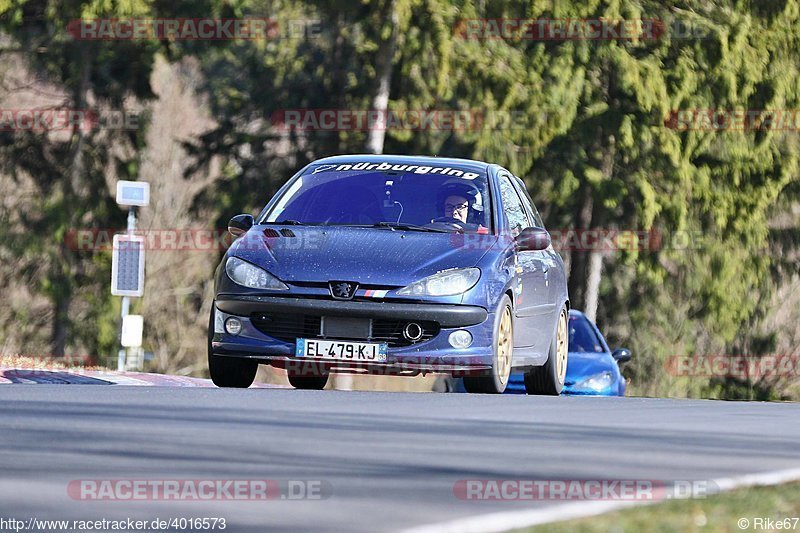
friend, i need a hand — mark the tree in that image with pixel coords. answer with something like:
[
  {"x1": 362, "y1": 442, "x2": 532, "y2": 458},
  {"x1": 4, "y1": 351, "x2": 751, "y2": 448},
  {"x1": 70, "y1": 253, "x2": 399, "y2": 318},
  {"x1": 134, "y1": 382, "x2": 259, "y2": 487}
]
[{"x1": 1, "y1": 0, "x2": 159, "y2": 357}]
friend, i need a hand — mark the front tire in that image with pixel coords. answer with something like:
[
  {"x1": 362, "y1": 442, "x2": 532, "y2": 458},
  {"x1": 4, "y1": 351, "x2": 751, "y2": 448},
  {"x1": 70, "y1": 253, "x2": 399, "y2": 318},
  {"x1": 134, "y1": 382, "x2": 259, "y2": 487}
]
[
  {"x1": 208, "y1": 306, "x2": 258, "y2": 388},
  {"x1": 209, "y1": 353, "x2": 258, "y2": 388},
  {"x1": 463, "y1": 295, "x2": 513, "y2": 394},
  {"x1": 524, "y1": 305, "x2": 568, "y2": 395}
]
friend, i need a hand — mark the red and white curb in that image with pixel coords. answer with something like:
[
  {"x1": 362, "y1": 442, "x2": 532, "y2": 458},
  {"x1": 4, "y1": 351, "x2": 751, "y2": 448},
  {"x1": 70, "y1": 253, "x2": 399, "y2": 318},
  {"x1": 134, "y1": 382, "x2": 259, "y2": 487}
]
[{"x1": 0, "y1": 368, "x2": 276, "y2": 387}]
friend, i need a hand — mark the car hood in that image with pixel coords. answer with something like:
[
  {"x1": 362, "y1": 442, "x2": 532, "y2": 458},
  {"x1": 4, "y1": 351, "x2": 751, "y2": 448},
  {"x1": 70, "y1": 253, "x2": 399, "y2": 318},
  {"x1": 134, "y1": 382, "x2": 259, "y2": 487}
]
[
  {"x1": 229, "y1": 225, "x2": 495, "y2": 286},
  {"x1": 564, "y1": 351, "x2": 619, "y2": 385}
]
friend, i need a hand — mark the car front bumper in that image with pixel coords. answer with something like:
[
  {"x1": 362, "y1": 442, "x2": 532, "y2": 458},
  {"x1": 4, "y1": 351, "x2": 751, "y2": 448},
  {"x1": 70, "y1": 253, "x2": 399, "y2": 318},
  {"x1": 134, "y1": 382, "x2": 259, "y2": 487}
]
[{"x1": 211, "y1": 294, "x2": 494, "y2": 375}]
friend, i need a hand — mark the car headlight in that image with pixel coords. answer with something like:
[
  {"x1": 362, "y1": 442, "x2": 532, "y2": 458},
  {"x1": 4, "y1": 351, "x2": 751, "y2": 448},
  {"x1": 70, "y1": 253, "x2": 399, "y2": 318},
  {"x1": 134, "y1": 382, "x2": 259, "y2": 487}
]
[
  {"x1": 397, "y1": 268, "x2": 480, "y2": 297},
  {"x1": 225, "y1": 257, "x2": 288, "y2": 290},
  {"x1": 575, "y1": 371, "x2": 614, "y2": 391}
]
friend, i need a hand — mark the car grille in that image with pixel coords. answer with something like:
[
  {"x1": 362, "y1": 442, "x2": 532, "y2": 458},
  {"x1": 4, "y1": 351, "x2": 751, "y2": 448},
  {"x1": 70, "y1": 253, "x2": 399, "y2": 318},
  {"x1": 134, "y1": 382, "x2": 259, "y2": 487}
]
[
  {"x1": 250, "y1": 314, "x2": 321, "y2": 343},
  {"x1": 249, "y1": 313, "x2": 439, "y2": 347}
]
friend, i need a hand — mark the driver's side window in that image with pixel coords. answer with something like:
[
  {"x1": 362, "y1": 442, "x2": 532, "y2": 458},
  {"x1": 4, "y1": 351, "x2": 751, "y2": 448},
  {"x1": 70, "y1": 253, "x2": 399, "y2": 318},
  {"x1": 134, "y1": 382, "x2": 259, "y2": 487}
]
[{"x1": 498, "y1": 173, "x2": 531, "y2": 237}]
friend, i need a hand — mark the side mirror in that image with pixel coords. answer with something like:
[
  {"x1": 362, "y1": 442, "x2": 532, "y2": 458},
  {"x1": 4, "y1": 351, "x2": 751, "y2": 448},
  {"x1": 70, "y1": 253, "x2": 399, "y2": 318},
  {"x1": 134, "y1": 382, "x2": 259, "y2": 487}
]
[
  {"x1": 612, "y1": 348, "x2": 632, "y2": 364},
  {"x1": 515, "y1": 227, "x2": 551, "y2": 251},
  {"x1": 228, "y1": 214, "x2": 254, "y2": 238}
]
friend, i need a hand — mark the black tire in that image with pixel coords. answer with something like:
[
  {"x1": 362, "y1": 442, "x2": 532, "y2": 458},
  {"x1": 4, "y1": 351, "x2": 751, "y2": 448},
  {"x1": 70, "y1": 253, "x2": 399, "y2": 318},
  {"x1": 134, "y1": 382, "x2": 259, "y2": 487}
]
[
  {"x1": 208, "y1": 306, "x2": 258, "y2": 388},
  {"x1": 209, "y1": 353, "x2": 258, "y2": 388},
  {"x1": 463, "y1": 295, "x2": 513, "y2": 394},
  {"x1": 287, "y1": 372, "x2": 329, "y2": 390},
  {"x1": 524, "y1": 305, "x2": 568, "y2": 395}
]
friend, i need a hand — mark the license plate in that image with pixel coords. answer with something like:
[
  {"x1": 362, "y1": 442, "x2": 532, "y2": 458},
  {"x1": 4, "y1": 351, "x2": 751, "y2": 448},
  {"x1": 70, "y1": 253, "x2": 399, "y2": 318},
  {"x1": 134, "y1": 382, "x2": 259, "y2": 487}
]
[{"x1": 296, "y1": 338, "x2": 388, "y2": 362}]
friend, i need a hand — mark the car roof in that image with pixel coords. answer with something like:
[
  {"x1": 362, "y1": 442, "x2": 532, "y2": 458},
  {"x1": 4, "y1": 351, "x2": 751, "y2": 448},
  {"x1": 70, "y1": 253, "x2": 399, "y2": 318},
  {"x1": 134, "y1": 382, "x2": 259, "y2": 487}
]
[{"x1": 310, "y1": 154, "x2": 492, "y2": 173}]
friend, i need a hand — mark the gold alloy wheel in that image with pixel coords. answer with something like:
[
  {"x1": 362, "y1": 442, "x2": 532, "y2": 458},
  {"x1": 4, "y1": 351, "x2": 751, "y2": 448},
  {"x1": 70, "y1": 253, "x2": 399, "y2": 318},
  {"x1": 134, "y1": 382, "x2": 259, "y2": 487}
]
[
  {"x1": 496, "y1": 305, "x2": 513, "y2": 385},
  {"x1": 556, "y1": 309, "x2": 568, "y2": 384}
]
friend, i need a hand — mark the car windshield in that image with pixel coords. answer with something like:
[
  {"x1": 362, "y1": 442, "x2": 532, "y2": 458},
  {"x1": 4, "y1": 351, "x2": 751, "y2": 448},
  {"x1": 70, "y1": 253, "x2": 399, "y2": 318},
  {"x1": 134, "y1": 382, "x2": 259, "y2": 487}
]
[
  {"x1": 568, "y1": 314, "x2": 605, "y2": 353},
  {"x1": 262, "y1": 162, "x2": 492, "y2": 233}
]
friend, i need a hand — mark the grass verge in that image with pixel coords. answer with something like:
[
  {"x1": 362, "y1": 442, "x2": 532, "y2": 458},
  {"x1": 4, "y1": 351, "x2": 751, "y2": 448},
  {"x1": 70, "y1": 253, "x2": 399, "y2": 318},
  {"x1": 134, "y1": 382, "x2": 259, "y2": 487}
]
[{"x1": 523, "y1": 481, "x2": 800, "y2": 533}]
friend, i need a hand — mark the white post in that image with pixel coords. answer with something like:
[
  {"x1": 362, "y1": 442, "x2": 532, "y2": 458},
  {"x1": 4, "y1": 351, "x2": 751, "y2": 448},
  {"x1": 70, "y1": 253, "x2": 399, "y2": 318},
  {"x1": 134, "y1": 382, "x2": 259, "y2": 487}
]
[
  {"x1": 583, "y1": 251, "x2": 603, "y2": 322},
  {"x1": 117, "y1": 207, "x2": 136, "y2": 371}
]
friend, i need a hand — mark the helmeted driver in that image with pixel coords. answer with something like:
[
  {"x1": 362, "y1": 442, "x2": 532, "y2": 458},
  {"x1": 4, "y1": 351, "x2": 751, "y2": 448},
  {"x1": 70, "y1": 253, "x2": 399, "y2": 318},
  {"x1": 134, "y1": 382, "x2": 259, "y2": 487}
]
[{"x1": 433, "y1": 181, "x2": 484, "y2": 226}]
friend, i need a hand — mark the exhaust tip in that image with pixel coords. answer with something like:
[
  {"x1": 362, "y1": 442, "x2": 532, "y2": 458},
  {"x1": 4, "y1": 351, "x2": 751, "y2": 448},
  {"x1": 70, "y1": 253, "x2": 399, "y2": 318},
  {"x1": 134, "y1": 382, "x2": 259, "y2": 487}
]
[{"x1": 403, "y1": 322, "x2": 424, "y2": 342}]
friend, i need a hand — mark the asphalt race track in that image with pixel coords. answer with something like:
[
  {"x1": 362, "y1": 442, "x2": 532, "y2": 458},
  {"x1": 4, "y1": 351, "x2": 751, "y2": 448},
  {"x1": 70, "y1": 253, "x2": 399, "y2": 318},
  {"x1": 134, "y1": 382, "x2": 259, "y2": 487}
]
[{"x1": 2, "y1": 385, "x2": 800, "y2": 532}]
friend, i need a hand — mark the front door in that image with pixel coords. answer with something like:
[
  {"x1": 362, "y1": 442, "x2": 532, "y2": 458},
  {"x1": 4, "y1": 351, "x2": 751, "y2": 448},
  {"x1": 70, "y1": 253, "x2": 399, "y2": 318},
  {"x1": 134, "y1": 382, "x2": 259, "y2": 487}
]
[{"x1": 497, "y1": 173, "x2": 551, "y2": 359}]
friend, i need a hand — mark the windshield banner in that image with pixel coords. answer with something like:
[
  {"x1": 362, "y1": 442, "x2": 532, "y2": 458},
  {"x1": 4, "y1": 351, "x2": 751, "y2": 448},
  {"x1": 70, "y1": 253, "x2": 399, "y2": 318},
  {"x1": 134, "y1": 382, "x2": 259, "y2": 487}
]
[{"x1": 307, "y1": 162, "x2": 481, "y2": 180}]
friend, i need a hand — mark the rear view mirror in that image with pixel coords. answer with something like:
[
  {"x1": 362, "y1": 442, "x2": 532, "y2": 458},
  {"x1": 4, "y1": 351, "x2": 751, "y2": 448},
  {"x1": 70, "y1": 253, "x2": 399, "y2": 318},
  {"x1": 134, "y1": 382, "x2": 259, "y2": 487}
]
[
  {"x1": 515, "y1": 227, "x2": 551, "y2": 251},
  {"x1": 612, "y1": 348, "x2": 632, "y2": 364},
  {"x1": 228, "y1": 214, "x2": 254, "y2": 238}
]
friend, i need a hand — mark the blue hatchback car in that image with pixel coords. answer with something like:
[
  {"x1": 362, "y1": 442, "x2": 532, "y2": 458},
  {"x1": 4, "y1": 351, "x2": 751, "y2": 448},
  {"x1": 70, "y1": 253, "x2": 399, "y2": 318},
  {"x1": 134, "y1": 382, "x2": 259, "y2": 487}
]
[
  {"x1": 506, "y1": 310, "x2": 631, "y2": 395},
  {"x1": 209, "y1": 155, "x2": 569, "y2": 394}
]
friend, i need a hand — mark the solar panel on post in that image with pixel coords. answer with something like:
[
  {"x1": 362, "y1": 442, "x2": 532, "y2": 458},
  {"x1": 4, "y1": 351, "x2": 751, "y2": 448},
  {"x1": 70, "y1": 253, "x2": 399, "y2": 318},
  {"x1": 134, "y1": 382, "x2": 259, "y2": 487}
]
[{"x1": 111, "y1": 234, "x2": 145, "y2": 297}]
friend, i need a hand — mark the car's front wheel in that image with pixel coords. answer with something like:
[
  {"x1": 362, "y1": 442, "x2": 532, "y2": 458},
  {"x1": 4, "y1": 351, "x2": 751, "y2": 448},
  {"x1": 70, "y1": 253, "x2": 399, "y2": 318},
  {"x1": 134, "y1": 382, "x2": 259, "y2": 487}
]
[
  {"x1": 208, "y1": 307, "x2": 258, "y2": 388},
  {"x1": 524, "y1": 305, "x2": 568, "y2": 395},
  {"x1": 463, "y1": 295, "x2": 513, "y2": 394},
  {"x1": 209, "y1": 354, "x2": 258, "y2": 388}
]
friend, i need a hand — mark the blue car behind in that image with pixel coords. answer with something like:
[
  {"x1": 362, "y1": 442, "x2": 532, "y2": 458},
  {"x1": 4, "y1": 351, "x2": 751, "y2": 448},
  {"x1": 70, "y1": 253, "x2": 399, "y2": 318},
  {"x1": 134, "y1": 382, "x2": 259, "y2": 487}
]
[
  {"x1": 208, "y1": 155, "x2": 570, "y2": 394},
  {"x1": 506, "y1": 310, "x2": 631, "y2": 396}
]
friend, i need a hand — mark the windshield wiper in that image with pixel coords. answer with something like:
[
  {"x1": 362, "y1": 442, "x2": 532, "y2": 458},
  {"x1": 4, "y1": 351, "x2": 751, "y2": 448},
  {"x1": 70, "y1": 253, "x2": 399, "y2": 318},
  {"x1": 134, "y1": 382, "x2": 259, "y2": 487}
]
[
  {"x1": 372, "y1": 222, "x2": 453, "y2": 233},
  {"x1": 272, "y1": 219, "x2": 308, "y2": 225}
]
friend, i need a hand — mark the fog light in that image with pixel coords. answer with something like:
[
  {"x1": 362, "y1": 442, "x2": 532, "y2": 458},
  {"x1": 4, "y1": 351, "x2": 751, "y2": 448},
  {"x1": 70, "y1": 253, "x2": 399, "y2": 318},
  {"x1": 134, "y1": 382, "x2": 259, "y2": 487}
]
[
  {"x1": 448, "y1": 330, "x2": 473, "y2": 349},
  {"x1": 225, "y1": 317, "x2": 242, "y2": 336}
]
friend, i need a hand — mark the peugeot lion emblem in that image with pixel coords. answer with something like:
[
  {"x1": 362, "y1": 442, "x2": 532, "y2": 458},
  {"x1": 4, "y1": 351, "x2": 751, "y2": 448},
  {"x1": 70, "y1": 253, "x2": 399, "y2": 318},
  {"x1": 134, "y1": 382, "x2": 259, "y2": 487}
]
[{"x1": 329, "y1": 281, "x2": 358, "y2": 300}]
